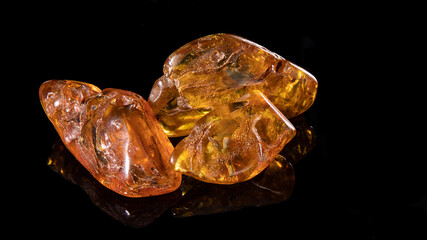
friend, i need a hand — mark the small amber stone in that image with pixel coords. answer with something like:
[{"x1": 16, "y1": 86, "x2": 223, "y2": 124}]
[
  {"x1": 170, "y1": 90, "x2": 296, "y2": 184},
  {"x1": 149, "y1": 33, "x2": 317, "y2": 137},
  {"x1": 40, "y1": 80, "x2": 181, "y2": 197}
]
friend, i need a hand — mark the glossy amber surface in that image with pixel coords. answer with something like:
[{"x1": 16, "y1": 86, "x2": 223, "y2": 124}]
[
  {"x1": 148, "y1": 75, "x2": 211, "y2": 137},
  {"x1": 149, "y1": 33, "x2": 317, "y2": 137},
  {"x1": 170, "y1": 90, "x2": 296, "y2": 184},
  {"x1": 40, "y1": 80, "x2": 181, "y2": 197}
]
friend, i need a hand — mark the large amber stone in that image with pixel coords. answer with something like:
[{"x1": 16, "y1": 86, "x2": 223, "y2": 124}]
[
  {"x1": 40, "y1": 80, "x2": 181, "y2": 197},
  {"x1": 170, "y1": 90, "x2": 296, "y2": 184},
  {"x1": 149, "y1": 33, "x2": 317, "y2": 137}
]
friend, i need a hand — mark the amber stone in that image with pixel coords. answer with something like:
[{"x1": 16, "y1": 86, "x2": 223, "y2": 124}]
[
  {"x1": 170, "y1": 90, "x2": 296, "y2": 184},
  {"x1": 172, "y1": 155, "x2": 294, "y2": 217},
  {"x1": 40, "y1": 80, "x2": 181, "y2": 197},
  {"x1": 149, "y1": 33, "x2": 317, "y2": 137}
]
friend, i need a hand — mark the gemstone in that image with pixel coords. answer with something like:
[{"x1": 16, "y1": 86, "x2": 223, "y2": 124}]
[
  {"x1": 172, "y1": 155, "x2": 294, "y2": 217},
  {"x1": 40, "y1": 80, "x2": 181, "y2": 197},
  {"x1": 149, "y1": 33, "x2": 317, "y2": 137},
  {"x1": 170, "y1": 90, "x2": 296, "y2": 184}
]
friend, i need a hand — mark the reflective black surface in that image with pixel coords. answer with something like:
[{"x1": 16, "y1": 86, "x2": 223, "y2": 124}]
[
  {"x1": 45, "y1": 116, "x2": 313, "y2": 226},
  {"x1": 10, "y1": 1, "x2": 426, "y2": 238},
  {"x1": 47, "y1": 136, "x2": 296, "y2": 224}
]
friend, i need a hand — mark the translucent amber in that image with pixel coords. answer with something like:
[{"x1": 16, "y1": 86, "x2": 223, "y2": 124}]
[
  {"x1": 148, "y1": 75, "x2": 211, "y2": 137},
  {"x1": 149, "y1": 33, "x2": 317, "y2": 137},
  {"x1": 170, "y1": 90, "x2": 296, "y2": 184},
  {"x1": 40, "y1": 80, "x2": 181, "y2": 197}
]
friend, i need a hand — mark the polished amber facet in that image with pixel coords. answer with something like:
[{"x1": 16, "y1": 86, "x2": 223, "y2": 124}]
[
  {"x1": 149, "y1": 33, "x2": 317, "y2": 137},
  {"x1": 40, "y1": 80, "x2": 181, "y2": 197},
  {"x1": 170, "y1": 90, "x2": 296, "y2": 184}
]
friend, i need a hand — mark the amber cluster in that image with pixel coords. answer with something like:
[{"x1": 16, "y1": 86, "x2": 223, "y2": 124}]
[{"x1": 40, "y1": 33, "x2": 317, "y2": 198}]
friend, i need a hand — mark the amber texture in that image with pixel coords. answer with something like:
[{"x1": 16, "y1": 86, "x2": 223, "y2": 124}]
[
  {"x1": 149, "y1": 33, "x2": 317, "y2": 137},
  {"x1": 48, "y1": 138, "x2": 182, "y2": 227},
  {"x1": 172, "y1": 155, "x2": 294, "y2": 217},
  {"x1": 148, "y1": 75, "x2": 211, "y2": 137},
  {"x1": 40, "y1": 80, "x2": 181, "y2": 197},
  {"x1": 171, "y1": 90, "x2": 296, "y2": 184}
]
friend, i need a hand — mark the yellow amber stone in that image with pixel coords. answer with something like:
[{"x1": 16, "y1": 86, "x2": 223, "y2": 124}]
[
  {"x1": 149, "y1": 33, "x2": 317, "y2": 137},
  {"x1": 40, "y1": 80, "x2": 181, "y2": 197},
  {"x1": 170, "y1": 90, "x2": 296, "y2": 184}
]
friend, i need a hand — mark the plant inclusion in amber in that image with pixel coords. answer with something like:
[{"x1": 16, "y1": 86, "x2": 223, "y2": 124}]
[
  {"x1": 40, "y1": 80, "x2": 181, "y2": 197},
  {"x1": 170, "y1": 90, "x2": 296, "y2": 184},
  {"x1": 149, "y1": 33, "x2": 317, "y2": 137}
]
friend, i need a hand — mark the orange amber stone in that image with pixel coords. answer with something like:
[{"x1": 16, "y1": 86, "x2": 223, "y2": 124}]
[
  {"x1": 40, "y1": 80, "x2": 181, "y2": 197},
  {"x1": 149, "y1": 33, "x2": 317, "y2": 137},
  {"x1": 170, "y1": 90, "x2": 296, "y2": 184}
]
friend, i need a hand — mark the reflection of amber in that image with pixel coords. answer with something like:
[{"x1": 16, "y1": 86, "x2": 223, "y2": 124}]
[
  {"x1": 171, "y1": 116, "x2": 315, "y2": 217},
  {"x1": 48, "y1": 138, "x2": 181, "y2": 228},
  {"x1": 172, "y1": 155, "x2": 294, "y2": 217},
  {"x1": 281, "y1": 115, "x2": 316, "y2": 165},
  {"x1": 47, "y1": 115, "x2": 316, "y2": 225}
]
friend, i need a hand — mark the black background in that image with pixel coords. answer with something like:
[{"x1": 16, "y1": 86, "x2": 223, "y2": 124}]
[{"x1": 7, "y1": 1, "x2": 426, "y2": 239}]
